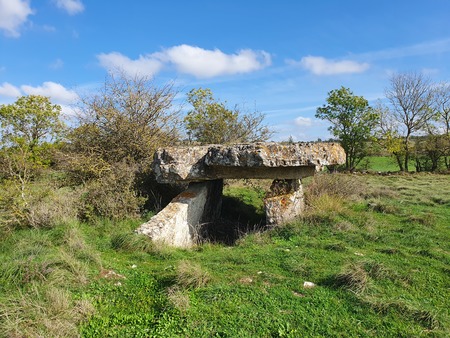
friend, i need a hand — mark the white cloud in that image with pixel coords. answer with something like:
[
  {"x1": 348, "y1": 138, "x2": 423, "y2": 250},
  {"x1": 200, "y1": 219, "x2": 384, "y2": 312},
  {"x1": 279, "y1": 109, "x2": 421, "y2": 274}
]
[
  {"x1": 0, "y1": 82, "x2": 21, "y2": 97},
  {"x1": 21, "y1": 81, "x2": 78, "y2": 104},
  {"x1": 53, "y1": 0, "x2": 84, "y2": 15},
  {"x1": 97, "y1": 45, "x2": 272, "y2": 79},
  {"x1": 294, "y1": 56, "x2": 369, "y2": 76},
  {"x1": 156, "y1": 44, "x2": 272, "y2": 78},
  {"x1": 0, "y1": 0, "x2": 34, "y2": 37},
  {"x1": 97, "y1": 52, "x2": 164, "y2": 77},
  {"x1": 294, "y1": 116, "x2": 313, "y2": 127}
]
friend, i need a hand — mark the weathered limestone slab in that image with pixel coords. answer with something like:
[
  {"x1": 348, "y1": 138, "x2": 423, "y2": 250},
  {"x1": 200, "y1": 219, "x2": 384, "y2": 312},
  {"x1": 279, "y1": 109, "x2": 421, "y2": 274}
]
[
  {"x1": 264, "y1": 179, "x2": 304, "y2": 226},
  {"x1": 153, "y1": 142, "x2": 345, "y2": 183},
  {"x1": 136, "y1": 180, "x2": 223, "y2": 247}
]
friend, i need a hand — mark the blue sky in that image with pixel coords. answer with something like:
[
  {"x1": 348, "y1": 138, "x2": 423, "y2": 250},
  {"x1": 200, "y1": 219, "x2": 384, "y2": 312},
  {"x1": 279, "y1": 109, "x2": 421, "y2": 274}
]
[{"x1": 1, "y1": 0, "x2": 450, "y2": 141}]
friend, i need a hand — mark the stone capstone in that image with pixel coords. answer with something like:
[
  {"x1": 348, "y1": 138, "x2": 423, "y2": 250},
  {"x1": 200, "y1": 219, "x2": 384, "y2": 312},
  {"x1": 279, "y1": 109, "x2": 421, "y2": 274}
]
[
  {"x1": 153, "y1": 142, "x2": 345, "y2": 183},
  {"x1": 137, "y1": 142, "x2": 345, "y2": 247}
]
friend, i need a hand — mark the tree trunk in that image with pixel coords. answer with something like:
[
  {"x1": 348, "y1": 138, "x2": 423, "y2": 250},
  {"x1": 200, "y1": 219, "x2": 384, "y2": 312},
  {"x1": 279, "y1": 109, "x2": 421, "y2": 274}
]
[
  {"x1": 404, "y1": 135, "x2": 410, "y2": 172},
  {"x1": 394, "y1": 153, "x2": 404, "y2": 171}
]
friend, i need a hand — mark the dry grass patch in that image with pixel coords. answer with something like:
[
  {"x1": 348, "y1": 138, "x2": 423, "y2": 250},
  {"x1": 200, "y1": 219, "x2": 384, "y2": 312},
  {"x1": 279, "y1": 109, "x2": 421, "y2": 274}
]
[
  {"x1": 167, "y1": 285, "x2": 190, "y2": 313},
  {"x1": 176, "y1": 260, "x2": 210, "y2": 289}
]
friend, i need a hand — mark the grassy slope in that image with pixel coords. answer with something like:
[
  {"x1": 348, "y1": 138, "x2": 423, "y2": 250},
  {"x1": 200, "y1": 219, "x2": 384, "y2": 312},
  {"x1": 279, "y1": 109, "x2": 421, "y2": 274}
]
[{"x1": 0, "y1": 174, "x2": 449, "y2": 337}]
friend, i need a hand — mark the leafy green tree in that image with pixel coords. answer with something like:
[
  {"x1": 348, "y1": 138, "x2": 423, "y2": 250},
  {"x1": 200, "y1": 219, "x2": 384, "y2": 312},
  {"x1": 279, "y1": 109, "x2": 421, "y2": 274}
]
[
  {"x1": 0, "y1": 95, "x2": 65, "y2": 228},
  {"x1": 184, "y1": 88, "x2": 272, "y2": 144},
  {"x1": 316, "y1": 87, "x2": 379, "y2": 170},
  {"x1": 0, "y1": 95, "x2": 64, "y2": 161}
]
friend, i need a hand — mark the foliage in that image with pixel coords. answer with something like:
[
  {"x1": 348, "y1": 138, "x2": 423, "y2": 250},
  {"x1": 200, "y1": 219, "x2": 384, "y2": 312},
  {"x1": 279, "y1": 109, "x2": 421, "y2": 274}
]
[
  {"x1": 58, "y1": 72, "x2": 181, "y2": 220},
  {"x1": 0, "y1": 95, "x2": 64, "y2": 156},
  {"x1": 433, "y1": 82, "x2": 450, "y2": 169},
  {"x1": 78, "y1": 160, "x2": 145, "y2": 221},
  {"x1": 0, "y1": 95, "x2": 66, "y2": 230},
  {"x1": 71, "y1": 72, "x2": 180, "y2": 168},
  {"x1": 385, "y1": 72, "x2": 435, "y2": 171},
  {"x1": 316, "y1": 87, "x2": 379, "y2": 170},
  {"x1": 184, "y1": 88, "x2": 272, "y2": 144}
]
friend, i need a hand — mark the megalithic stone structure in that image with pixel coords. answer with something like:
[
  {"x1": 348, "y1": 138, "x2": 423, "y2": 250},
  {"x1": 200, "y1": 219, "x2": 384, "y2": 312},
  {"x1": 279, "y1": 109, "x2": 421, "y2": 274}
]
[{"x1": 136, "y1": 142, "x2": 345, "y2": 247}]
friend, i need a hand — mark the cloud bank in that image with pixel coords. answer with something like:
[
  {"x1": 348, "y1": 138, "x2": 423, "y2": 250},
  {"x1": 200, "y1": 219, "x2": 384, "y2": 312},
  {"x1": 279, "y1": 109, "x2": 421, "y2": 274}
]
[
  {"x1": 0, "y1": 0, "x2": 34, "y2": 37},
  {"x1": 97, "y1": 44, "x2": 272, "y2": 78}
]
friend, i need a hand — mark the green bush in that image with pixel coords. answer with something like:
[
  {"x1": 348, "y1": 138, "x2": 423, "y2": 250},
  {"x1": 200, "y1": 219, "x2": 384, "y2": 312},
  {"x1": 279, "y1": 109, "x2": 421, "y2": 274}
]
[{"x1": 78, "y1": 161, "x2": 145, "y2": 221}]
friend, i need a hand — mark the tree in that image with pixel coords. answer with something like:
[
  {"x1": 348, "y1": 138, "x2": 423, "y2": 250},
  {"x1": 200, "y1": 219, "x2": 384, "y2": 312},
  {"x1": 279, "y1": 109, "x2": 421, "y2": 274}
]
[
  {"x1": 61, "y1": 72, "x2": 181, "y2": 219},
  {"x1": 69, "y1": 72, "x2": 180, "y2": 171},
  {"x1": 316, "y1": 87, "x2": 379, "y2": 170},
  {"x1": 374, "y1": 101, "x2": 406, "y2": 171},
  {"x1": 0, "y1": 95, "x2": 64, "y2": 159},
  {"x1": 385, "y1": 72, "x2": 435, "y2": 171},
  {"x1": 433, "y1": 82, "x2": 450, "y2": 169},
  {"x1": 0, "y1": 95, "x2": 65, "y2": 227},
  {"x1": 184, "y1": 88, "x2": 272, "y2": 144}
]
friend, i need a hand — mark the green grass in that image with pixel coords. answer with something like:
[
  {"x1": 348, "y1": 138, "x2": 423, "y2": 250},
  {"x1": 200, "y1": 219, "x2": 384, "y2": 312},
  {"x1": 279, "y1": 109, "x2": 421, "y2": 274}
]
[
  {"x1": 1, "y1": 174, "x2": 449, "y2": 337},
  {"x1": 357, "y1": 156, "x2": 401, "y2": 172}
]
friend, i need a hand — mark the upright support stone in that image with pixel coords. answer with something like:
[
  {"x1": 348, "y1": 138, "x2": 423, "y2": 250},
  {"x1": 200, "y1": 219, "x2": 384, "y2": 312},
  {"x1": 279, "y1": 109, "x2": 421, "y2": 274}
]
[
  {"x1": 136, "y1": 180, "x2": 222, "y2": 247},
  {"x1": 264, "y1": 179, "x2": 304, "y2": 226}
]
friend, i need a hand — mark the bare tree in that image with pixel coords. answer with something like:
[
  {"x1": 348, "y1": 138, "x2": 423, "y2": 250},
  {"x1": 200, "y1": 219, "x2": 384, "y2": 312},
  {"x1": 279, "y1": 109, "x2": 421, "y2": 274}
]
[
  {"x1": 70, "y1": 71, "x2": 180, "y2": 169},
  {"x1": 385, "y1": 72, "x2": 435, "y2": 171},
  {"x1": 433, "y1": 82, "x2": 450, "y2": 168}
]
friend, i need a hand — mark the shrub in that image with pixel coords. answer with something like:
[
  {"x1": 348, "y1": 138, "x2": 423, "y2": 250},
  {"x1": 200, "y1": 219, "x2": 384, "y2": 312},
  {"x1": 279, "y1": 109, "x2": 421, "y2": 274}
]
[
  {"x1": 0, "y1": 177, "x2": 80, "y2": 230},
  {"x1": 78, "y1": 161, "x2": 145, "y2": 221}
]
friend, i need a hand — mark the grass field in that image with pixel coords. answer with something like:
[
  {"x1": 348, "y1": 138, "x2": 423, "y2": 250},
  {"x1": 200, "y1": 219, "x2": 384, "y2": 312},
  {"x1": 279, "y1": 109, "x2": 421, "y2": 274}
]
[
  {"x1": 357, "y1": 156, "x2": 401, "y2": 172},
  {"x1": 0, "y1": 174, "x2": 449, "y2": 337}
]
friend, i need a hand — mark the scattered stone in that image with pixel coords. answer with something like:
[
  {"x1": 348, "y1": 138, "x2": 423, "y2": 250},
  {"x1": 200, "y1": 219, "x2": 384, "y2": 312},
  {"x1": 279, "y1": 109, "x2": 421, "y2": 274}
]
[
  {"x1": 99, "y1": 269, "x2": 126, "y2": 280},
  {"x1": 354, "y1": 252, "x2": 364, "y2": 256},
  {"x1": 131, "y1": 264, "x2": 137, "y2": 269},
  {"x1": 303, "y1": 281, "x2": 316, "y2": 289},
  {"x1": 292, "y1": 291, "x2": 306, "y2": 297},
  {"x1": 239, "y1": 277, "x2": 253, "y2": 284}
]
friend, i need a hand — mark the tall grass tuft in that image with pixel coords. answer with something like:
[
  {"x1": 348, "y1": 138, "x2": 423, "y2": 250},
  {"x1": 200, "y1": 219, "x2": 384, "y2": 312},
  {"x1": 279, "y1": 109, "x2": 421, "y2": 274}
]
[
  {"x1": 111, "y1": 232, "x2": 155, "y2": 253},
  {"x1": 0, "y1": 284, "x2": 95, "y2": 338},
  {"x1": 304, "y1": 173, "x2": 365, "y2": 221},
  {"x1": 176, "y1": 260, "x2": 210, "y2": 289},
  {"x1": 335, "y1": 262, "x2": 370, "y2": 294}
]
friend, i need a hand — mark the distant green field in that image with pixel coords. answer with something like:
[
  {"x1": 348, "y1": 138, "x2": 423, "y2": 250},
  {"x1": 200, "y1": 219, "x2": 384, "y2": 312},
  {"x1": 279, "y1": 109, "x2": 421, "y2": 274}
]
[{"x1": 357, "y1": 156, "x2": 401, "y2": 172}]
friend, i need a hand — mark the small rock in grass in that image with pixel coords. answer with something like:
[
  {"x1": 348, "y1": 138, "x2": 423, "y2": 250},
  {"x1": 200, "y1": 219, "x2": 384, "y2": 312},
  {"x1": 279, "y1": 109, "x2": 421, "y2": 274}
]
[{"x1": 303, "y1": 281, "x2": 316, "y2": 288}]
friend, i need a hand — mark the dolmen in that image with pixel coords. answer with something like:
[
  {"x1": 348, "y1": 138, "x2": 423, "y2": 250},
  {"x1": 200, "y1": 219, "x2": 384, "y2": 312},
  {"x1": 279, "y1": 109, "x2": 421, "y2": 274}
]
[{"x1": 136, "y1": 142, "x2": 345, "y2": 247}]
